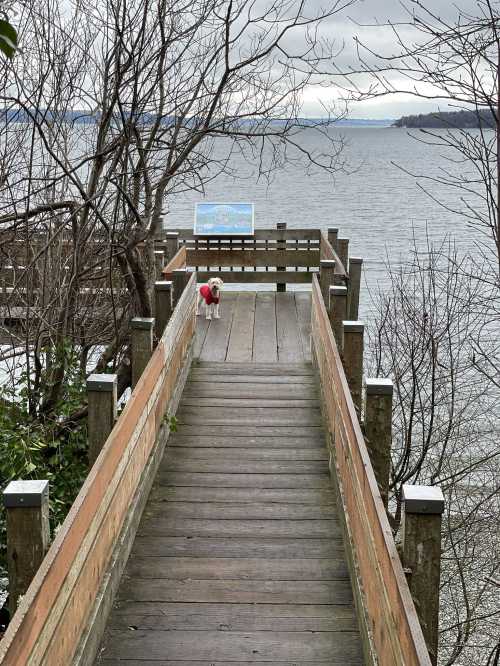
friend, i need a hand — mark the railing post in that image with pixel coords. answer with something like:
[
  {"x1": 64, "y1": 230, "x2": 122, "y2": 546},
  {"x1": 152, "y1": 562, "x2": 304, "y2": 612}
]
[
  {"x1": 319, "y1": 259, "x2": 335, "y2": 305},
  {"x1": 87, "y1": 373, "x2": 117, "y2": 466},
  {"x1": 342, "y1": 321, "x2": 364, "y2": 413},
  {"x1": 364, "y1": 378, "x2": 393, "y2": 507},
  {"x1": 3, "y1": 480, "x2": 50, "y2": 616},
  {"x1": 131, "y1": 317, "x2": 155, "y2": 388},
  {"x1": 276, "y1": 221, "x2": 286, "y2": 292},
  {"x1": 165, "y1": 231, "x2": 179, "y2": 263},
  {"x1": 348, "y1": 257, "x2": 363, "y2": 320},
  {"x1": 337, "y1": 237, "x2": 349, "y2": 273},
  {"x1": 327, "y1": 227, "x2": 339, "y2": 252},
  {"x1": 154, "y1": 250, "x2": 165, "y2": 278},
  {"x1": 154, "y1": 280, "x2": 173, "y2": 340},
  {"x1": 172, "y1": 268, "x2": 189, "y2": 308},
  {"x1": 328, "y1": 285, "x2": 347, "y2": 350},
  {"x1": 402, "y1": 484, "x2": 445, "y2": 666}
]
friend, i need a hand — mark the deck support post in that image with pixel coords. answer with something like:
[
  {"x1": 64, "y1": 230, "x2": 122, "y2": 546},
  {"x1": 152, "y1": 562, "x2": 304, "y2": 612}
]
[
  {"x1": 402, "y1": 484, "x2": 445, "y2": 666},
  {"x1": 87, "y1": 374, "x2": 117, "y2": 466},
  {"x1": 172, "y1": 268, "x2": 189, "y2": 308},
  {"x1": 319, "y1": 259, "x2": 336, "y2": 306},
  {"x1": 276, "y1": 222, "x2": 287, "y2": 292},
  {"x1": 327, "y1": 227, "x2": 339, "y2": 252},
  {"x1": 337, "y1": 238, "x2": 349, "y2": 274},
  {"x1": 164, "y1": 231, "x2": 179, "y2": 262},
  {"x1": 154, "y1": 250, "x2": 165, "y2": 278},
  {"x1": 364, "y1": 378, "x2": 393, "y2": 507},
  {"x1": 342, "y1": 321, "x2": 364, "y2": 412},
  {"x1": 154, "y1": 280, "x2": 173, "y2": 341},
  {"x1": 328, "y1": 285, "x2": 348, "y2": 350},
  {"x1": 3, "y1": 480, "x2": 50, "y2": 616},
  {"x1": 348, "y1": 257, "x2": 363, "y2": 320},
  {"x1": 131, "y1": 317, "x2": 155, "y2": 388}
]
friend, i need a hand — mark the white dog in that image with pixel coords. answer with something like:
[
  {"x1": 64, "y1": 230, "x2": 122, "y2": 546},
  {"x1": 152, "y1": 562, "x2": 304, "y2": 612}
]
[{"x1": 197, "y1": 278, "x2": 224, "y2": 320}]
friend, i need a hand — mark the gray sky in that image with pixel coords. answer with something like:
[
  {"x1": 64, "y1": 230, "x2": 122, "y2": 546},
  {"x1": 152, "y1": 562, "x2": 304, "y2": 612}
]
[{"x1": 299, "y1": 0, "x2": 481, "y2": 118}]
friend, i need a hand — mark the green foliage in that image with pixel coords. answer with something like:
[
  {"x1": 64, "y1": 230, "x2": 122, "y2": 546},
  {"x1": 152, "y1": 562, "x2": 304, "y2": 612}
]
[
  {"x1": 0, "y1": 343, "x2": 89, "y2": 575},
  {"x1": 164, "y1": 414, "x2": 178, "y2": 433},
  {"x1": 0, "y1": 19, "x2": 17, "y2": 59}
]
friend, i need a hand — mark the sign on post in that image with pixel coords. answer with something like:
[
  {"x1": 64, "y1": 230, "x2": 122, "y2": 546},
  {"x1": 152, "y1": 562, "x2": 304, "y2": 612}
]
[{"x1": 194, "y1": 202, "x2": 254, "y2": 236}]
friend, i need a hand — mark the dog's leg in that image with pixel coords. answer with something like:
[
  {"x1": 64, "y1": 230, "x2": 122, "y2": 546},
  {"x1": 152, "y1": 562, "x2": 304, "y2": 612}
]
[
  {"x1": 205, "y1": 302, "x2": 211, "y2": 320},
  {"x1": 213, "y1": 302, "x2": 220, "y2": 319}
]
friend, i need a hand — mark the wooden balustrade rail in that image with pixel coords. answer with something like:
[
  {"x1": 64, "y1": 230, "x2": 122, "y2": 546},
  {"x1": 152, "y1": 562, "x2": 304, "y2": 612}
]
[
  {"x1": 0, "y1": 273, "x2": 198, "y2": 666},
  {"x1": 319, "y1": 230, "x2": 348, "y2": 278},
  {"x1": 310, "y1": 274, "x2": 431, "y2": 666}
]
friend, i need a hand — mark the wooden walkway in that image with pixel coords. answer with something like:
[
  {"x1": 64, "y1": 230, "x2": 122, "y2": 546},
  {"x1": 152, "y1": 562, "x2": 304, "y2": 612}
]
[
  {"x1": 96, "y1": 361, "x2": 362, "y2": 665},
  {"x1": 194, "y1": 291, "x2": 312, "y2": 363}
]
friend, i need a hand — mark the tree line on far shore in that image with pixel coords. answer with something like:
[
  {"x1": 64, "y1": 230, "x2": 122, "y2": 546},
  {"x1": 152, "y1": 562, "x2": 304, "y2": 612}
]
[{"x1": 393, "y1": 109, "x2": 496, "y2": 128}]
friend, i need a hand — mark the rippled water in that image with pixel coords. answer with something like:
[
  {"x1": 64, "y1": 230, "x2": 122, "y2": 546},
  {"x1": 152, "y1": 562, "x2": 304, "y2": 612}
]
[{"x1": 167, "y1": 126, "x2": 484, "y2": 320}]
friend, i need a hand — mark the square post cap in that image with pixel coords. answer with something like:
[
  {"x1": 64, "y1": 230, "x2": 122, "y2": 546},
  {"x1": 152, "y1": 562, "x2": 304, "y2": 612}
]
[
  {"x1": 87, "y1": 373, "x2": 117, "y2": 392},
  {"x1": 154, "y1": 249, "x2": 165, "y2": 256},
  {"x1": 328, "y1": 227, "x2": 339, "y2": 233},
  {"x1": 329, "y1": 285, "x2": 348, "y2": 296},
  {"x1": 365, "y1": 377, "x2": 393, "y2": 396},
  {"x1": 131, "y1": 317, "x2": 155, "y2": 330},
  {"x1": 3, "y1": 480, "x2": 49, "y2": 507},
  {"x1": 165, "y1": 231, "x2": 179, "y2": 238},
  {"x1": 320, "y1": 259, "x2": 336, "y2": 268},
  {"x1": 402, "y1": 484, "x2": 445, "y2": 514},
  {"x1": 343, "y1": 320, "x2": 365, "y2": 333},
  {"x1": 155, "y1": 280, "x2": 173, "y2": 291},
  {"x1": 350, "y1": 257, "x2": 363, "y2": 265},
  {"x1": 276, "y1": 222, "x2": 287, "y2": 229}
]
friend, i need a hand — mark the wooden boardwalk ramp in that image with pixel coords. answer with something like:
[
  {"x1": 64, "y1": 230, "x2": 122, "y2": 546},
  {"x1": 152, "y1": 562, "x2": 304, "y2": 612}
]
[{"x1": 96, "y1": 360, "x2": 363, "y2": 665}]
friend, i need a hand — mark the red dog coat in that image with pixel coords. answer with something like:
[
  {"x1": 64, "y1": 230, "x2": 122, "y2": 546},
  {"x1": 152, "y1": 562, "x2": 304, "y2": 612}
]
[{"x1": 200, "y1": 284, "x2": 220, "y2": 305}]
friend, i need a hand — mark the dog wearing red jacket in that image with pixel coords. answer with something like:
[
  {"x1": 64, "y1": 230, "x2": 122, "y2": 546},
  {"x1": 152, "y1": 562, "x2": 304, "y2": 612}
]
[{"x1": 197, "y1": 277, "x2": 224, "y2": 320}]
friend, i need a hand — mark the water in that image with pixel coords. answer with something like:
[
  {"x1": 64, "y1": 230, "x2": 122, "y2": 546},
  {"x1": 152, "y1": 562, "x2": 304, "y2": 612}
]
[{"x1": 166, "y1": 126, "x2": 485, "y2": 319}]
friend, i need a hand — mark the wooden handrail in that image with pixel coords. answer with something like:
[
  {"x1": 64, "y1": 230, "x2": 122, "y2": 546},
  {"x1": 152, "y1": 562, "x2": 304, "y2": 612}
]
[
  {"x1": 319, "y1": 230, "x2": 348, "y2": 278},
  {"x1": 161, "y1": 245, "x2": 187, "y2": 278},
  {"x1": 0, "y1": 273, "x2": 198, "y2": 665},
  {"x1": 310, "y1": 274, "x2": 431, "y2": 666}
]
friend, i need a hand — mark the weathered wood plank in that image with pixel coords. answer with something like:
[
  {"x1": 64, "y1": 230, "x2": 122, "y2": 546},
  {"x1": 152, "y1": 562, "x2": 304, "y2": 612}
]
[
  {"x1": 100, "y1": 629, "x2": 361, "y2": 662},
  {"x1": 252, "y1": 292, "x2": 278, "y2": 363},
  {"x1": 295, "y1": 292, "x2": 312, "y2": 362},
  {"x1": 179, "y1": 397, "x2": 317, "y2": 408},
  {"x1": 160, "y1": 458, "x2": 328, "y2": 475},
  {"x1": 193, "y1": 361, "x2": 313, "y2": 373},
  {"x1": 124, "y1": 557, "x2": 347, "y2": 581},
  {"x1": 168, "y1": 435, "x2": 326, "y2": 449},
  {"x1": 131, "y1": 536, "x2": 345, "y2": 559},
  {"x1": 174, "y1": 425, "x2": 324, "y2": 438},
  {"x1": 276, "y1": 293, "x2": 306, "y2": 362},
  {"x1": 196, "y1": 271, "x2": 315, "y2": 284},
  {"x1": 157, "y1": 472, "x2": 331, "y2": 489},
  {"x1": 187, "y1": 374, "x2": 317, "y2": 385},
  {"x1": 117, "y1": 580, "x2": 353, "y2": 605},
  {"x1": 143, "y1": 500, "x2": 334, "y2": 520},
  {"x1": 176, "y1": 406, "x2": 322, "y2": 426},
  {"x1": 137, "y1": 518, "x2": 339, "y2": 539},
  {"x1": 164, "y1": 446, "x2": 328, "y2": 460},
  {"x1": 171, "y1": 228, "x2": 321, "y2": 240},
  {"x1": 147, "y1": 487, "x2": 334, "y2": 504},
  {"x1": 99, "y1": 660, "x2": 362, "y2": 665},
  {"x1": 198, "y1": 293, "x2": 237, "y2": 362},
  {"x1": 226, "y1": 293, "x2": 256, "y2": 362},
  {"x1": 186, "y1": 249, "x2": 320, "y2": 267}
]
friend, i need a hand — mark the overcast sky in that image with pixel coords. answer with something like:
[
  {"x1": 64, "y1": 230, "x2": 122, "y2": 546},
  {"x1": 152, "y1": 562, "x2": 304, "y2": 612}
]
[{"x1": 299, "y1": 0, "x2": 478, "y2": 119}]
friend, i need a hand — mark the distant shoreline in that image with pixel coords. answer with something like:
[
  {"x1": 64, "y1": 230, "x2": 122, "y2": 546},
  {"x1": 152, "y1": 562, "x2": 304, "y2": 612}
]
[{"x1": 393, "y1": 109, "x2": 495, "y2": 129}]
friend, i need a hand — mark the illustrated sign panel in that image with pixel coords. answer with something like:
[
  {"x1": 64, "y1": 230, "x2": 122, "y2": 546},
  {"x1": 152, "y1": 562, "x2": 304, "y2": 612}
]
[{"x1": 195, "y1": 202, "x2": 254, "y2": 236}]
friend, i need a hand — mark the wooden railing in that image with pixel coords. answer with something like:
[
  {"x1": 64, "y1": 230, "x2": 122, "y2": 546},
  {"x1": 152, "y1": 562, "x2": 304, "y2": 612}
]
[
  {"x1": 167, "y1": 227, "x2": 321, "y2": 285},
  {"x1": 311, "y1": 274, "x2": 431, "y2": 666},
  {"x1": 0, "y1": 273, "x2": 198, "y2": 665}
]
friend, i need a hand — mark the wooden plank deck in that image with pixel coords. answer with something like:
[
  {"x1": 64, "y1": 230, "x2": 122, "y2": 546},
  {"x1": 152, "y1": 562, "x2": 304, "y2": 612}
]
[
  {"x1": 195, "y1": 291, "x2": 312, "y2": 363},
  {"x1": 96, "y1": 362, "x2": 362, "y2": 665}
]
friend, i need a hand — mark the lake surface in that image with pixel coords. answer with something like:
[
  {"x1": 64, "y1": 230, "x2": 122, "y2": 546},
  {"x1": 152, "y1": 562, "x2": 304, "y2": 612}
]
[{"x1": 166, "y1": 126, "x2": 482, "y2": 319}]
